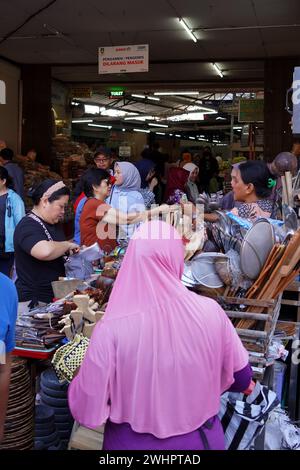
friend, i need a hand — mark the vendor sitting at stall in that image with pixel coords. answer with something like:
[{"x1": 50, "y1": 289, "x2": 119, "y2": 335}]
[
  {"x1": 80, "y1": 168, "x2": 177, "y2": 255},
  {"x1": 206, "y1": 161, "x2": 276, "y2": 223},
  {"x1": 14, "y1": 179, "x2": 79, "y2": 309},
  {"x1": 230, "y1": 160, "x2": 275, "y2": 221},
  {"x1": 221, "y1": 152, "x2": 298, "y2": 211}
]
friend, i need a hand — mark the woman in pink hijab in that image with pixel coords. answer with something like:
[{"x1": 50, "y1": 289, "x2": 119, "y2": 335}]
[{"x1": 68, "y1": 220, "x2": 251, "y2": 450}]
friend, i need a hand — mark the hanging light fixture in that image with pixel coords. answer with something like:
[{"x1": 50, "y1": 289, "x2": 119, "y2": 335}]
[
  {"x1": 178, "y1": 18, "x2": 198, "y2": 43},
  {"x1": 212, "y1": 63, "x2": 224, "y2": 78}
]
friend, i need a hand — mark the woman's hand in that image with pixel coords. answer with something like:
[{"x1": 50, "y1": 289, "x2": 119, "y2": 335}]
[
  {"x1": 158, "y1": 204, "x2": 180, "y2": 214},
  {"x1": 149, "y1": 177, "x2": 158, "y2": 192},
  {"x1": 67, "y1": 242, "x2": 80, "y2": 255}
]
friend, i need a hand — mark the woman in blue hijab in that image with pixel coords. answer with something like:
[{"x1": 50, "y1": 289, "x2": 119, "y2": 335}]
[{"x1": 108, "y1": 162, "x2": 146, "y2": 243}]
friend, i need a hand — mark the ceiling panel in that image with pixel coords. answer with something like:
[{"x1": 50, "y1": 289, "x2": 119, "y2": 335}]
[
  {"x1": 253, "y1": 0, "x2": 300, "y2": 24},
  {"x1": 0, "y1": 0, "x2": 298, "y2": 86},
  {"x1": 171, "y1": 0, "x2": 257, "y2": 27}
]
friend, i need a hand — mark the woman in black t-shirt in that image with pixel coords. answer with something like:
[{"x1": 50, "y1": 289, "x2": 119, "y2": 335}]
[{"x1": 14, "y1": 179, "x2": 79, "y2": 306}]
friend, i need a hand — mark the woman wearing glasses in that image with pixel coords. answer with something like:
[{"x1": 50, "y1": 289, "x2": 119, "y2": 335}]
[{"x1": 73, "y1": 148, "x2": 113, "y2": 208}]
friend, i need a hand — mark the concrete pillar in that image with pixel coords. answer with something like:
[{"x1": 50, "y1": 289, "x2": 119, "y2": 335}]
[
  {"x1": 21, "y1": 65, "x2": 52, "y2": 165},
  {"x1": 264, "y1": 58, "x2": 300, "y2": 161}
]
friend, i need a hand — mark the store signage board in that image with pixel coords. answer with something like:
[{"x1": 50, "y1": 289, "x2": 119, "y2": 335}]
[
  {"x1": 219, "y1": 101, "x2": 239, "y2": 115},
  {"x1": 99, "y1": 45, "x2": 149, "y2": 74},
  {"x1": 71, "y1": 87, "x2": 92, "y2": 98},
  {"x1": 0, "y1": 80, "x2": 6, "y2": 104},
  {"x1": 238, "y1": 99, "x2": 264, "y2": 123},
  {"x1": 119, "y1": 146, "x2": 131, "y2": 157}
]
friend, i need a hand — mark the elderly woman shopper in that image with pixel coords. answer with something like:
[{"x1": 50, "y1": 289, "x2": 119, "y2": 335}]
[
  {"x1": 108, "y1": 162, "x2": 145, "y2": 242},
  {"x1": 183, "y1": 163, "x2": 200, "y2": 204},
  {"x1": 80, "y1": 169, "x2": 175, "y2": 254},
  {"x1": 69, "y1": 220, "x2": 251, "y2": 450},
  {"x1": 14, "y1": 179, "x2": 79, "y2": 308},
  {"x1": 0, "y1": 167, "x2": 25, "y2": 277}
]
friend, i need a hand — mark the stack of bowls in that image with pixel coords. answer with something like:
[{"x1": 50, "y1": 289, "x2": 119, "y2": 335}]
[
  {"x1": 0, "y1": 358, "x2": 34, "y2": 450},
  {"x1": 35, "y1": 405, "x2": 62, "y2": 450},
  {"x1": 39, "y1": 368, "x2": 74, "y2": 448}
]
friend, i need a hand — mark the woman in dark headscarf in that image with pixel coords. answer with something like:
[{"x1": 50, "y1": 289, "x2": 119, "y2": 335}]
[
  {"x1": 135, "y1": 159, "x2": 158, "y2": 209},
  {"x1": 164, "y1": 167, "x2": 190, "y2": 204},
  {"x1": 135, "y1": 159, "x2": 155, "y2": 189}
]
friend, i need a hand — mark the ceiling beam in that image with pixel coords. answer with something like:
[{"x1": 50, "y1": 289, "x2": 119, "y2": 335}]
[
  {"x1": 49, "y1": 55, "x2": 300, "y2": 67},
  {"x1": 63, "y1": 79, "x2": 263, "y2": 90}
]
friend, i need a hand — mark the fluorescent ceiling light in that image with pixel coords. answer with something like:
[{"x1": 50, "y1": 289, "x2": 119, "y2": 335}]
[
  {"x1": 178, "y1": 18, "x2": 197, "y2": 43},
  {"x1": 122, "y1": 128, "x2": 126, "y2": 132},
  {"x1": 101, "y1": 109, "x2": 126, "y2": 117},
  {"x1": 167, "y1": 112, "x2": 204, "y2": 122},
  {"x1": 213, "y1": 139, "x2": 221, "y2": 143},
  {"x1": 147, "y1": 96, "x2": 160, "y2": 101},
  {"x1": 187, "y1": 105, "x2": 217, "y2": 114},
  {"x1": 84, "y1": 104, "x2": 101, "y2": 114},
  {"x1": 72, "y1": 119, "x2": 93, "y2": 123},
  {"x1": 189, "y1": 137, "x2": 196, "y2": 140},
  {"x1": 198, "y1": 137, "x2": 207, "y2": 141},
  {"x1": 148, "y1": 123, "x2": 168, "y2": 128},
  {"x1": 169, "y1": 133, "x2": 173, "y2": 136},
  {"x1": 154, "y1": 91, "x2": 199, "y2": 96},
  {"x1": 175, "y1": 134, "x2": 181, "y2": 138},
  {"x1": 155, "y1": 132, "x2": 165, "y2": 135},
  {"x1": 71, "y1": 101, "x2": 80, "y2": 106},
  {"x1": 131, "y1": 94, "x2": 146, "y2": 99},
  {"x1": 88, "y1": 123, "x2": 112, "y2": 129},
  {"x1": 131, "y1": 94, "x2": 160, "y2": 102},
  {"x1": 124, "y1": 115, "x2": 155, "y2": 121},
  {"x1": 216, "y1": 116, "x2": 227, "y2": 120},
  {"x1": 233, "y1": 126, "x2": 243, "y2": 130},
  {"x1": 212, "y1": 63, "x2": 224, "y2": 78},
  {"x1": 133, "y1": 128, "x2": 150, "y2": 133}
]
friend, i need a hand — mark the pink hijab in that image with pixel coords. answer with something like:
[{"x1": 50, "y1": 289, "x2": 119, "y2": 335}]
[{"x1": 68, "y1": 221, "x2": 248, "y2": 438}]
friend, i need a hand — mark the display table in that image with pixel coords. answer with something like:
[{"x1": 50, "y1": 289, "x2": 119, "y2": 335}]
[{"x1": 12, "y1": 344, "x2": 59, "y2": 360}]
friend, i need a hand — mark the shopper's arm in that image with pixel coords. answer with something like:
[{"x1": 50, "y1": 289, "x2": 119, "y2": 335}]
[
  {"x1": 30, "y1": 240, "x2": 79, "y2": 261},
  {"x1": 204, "y1": 212, "x2": 219, "y2": 222},
  {"x1": 102, "y1": 205, "x2": 176, "y2": 226},
  {"x1": 102, "y1": 207, "x2": 147, "y2": 225},
  {"x1": 227, "y1": 364, "x2": 253, "y2": 393},
  {"x1": 0, "y1": 354, "x2": 12, "y2": 442}
]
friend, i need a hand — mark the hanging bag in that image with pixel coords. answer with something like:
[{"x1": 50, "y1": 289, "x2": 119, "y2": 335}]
[{"x1": 218, "y1": 381, "x2": 279, "y2": 450}]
